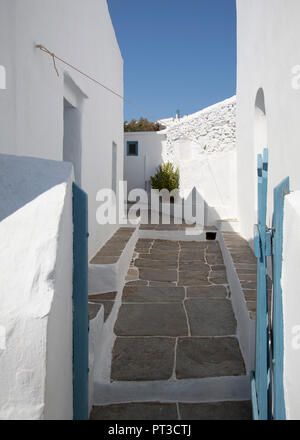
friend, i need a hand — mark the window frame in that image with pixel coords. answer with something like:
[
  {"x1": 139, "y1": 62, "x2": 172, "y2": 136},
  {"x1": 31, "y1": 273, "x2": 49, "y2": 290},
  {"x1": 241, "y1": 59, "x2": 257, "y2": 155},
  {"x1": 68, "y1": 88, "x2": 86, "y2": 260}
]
[{"x1": 126, "y1": 141, "x2": 139, "y2": 156}]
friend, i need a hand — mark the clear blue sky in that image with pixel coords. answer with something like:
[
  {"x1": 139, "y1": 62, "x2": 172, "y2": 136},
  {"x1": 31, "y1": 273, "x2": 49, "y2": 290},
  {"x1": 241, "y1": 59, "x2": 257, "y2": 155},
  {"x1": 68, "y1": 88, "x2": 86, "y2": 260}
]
[{"x1": 107, "y1": 0, "x2": 236, "y2": 122}]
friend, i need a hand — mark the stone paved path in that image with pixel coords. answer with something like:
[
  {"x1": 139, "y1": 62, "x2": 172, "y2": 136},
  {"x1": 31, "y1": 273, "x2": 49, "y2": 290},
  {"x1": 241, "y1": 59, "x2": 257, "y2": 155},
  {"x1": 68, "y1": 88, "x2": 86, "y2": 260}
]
[
  {"x1": 91, "y1": 238, "x2": 251, "y2": 420},
  {"x1": 90, "y1": 400, "x2": 252, "y2": 420}
]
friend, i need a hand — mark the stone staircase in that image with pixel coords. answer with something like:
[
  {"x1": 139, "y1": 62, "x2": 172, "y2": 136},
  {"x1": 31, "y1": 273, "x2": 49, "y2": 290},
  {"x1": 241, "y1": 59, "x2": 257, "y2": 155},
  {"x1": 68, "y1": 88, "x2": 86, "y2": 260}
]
[{"x1": 90, "y1": 236, "x2": 252, "y2": 420}]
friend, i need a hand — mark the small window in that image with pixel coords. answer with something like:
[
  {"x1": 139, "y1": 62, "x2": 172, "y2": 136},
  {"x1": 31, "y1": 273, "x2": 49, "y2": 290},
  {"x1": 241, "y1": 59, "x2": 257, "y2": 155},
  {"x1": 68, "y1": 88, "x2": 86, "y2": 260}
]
[{"x1": 127, "y1": 141, "x2": 138, "y2": 156}]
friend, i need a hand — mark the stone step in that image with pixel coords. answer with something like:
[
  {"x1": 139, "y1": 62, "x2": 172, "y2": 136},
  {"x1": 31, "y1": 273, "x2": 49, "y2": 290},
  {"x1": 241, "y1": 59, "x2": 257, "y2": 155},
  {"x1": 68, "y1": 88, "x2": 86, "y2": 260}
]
[
  {"x1": 111, "y1": 336, "x2": 246, "y2": 382},
  {"x1": 92, "y1": 238, "x2": 250, "y2": 410},
  {"x1": 90, "y1": 400, "x2": 252, "y2": 420},
  {"x1": 88, "y1": 226, "x2": 138, "y2": 294},
  {"x1": 88, "y1": 292, "x2": 117, "y2": 322},
  {"x1": 217, "y1": 219, "x2": 240, "y2": 233},
  {"x1": 93, "y1": 375, "x2": 250, "y2": 407}
]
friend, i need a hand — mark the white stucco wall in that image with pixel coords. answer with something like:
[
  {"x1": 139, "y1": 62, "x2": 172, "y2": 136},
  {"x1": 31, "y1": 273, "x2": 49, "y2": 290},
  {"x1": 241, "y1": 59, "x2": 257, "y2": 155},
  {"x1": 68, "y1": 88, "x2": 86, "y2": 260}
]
[
  {"x1": 282, "y1": 192, "x2": 300, "y2": 420},
  {"x1": 124, "y1": 99, "x2": 237, "y2": 223},
  {"x1": 0, "y1": 0, "x2": 124, "y2": 259},
  {"x1": 236, "y1": 1, "x2": 300, "y2": 418},
  {"x1": 236, "y1": 0, "x2": 300, "y2": 241},
  {"x1": 0, "y1": 154, "x2": 73, "y2": 420},
  {"x1": 162, "y1": 97, "x2": 237, "y2": 223},
  {"x1": 124, "y1": 132, "x2": 166, "y2": 195}
]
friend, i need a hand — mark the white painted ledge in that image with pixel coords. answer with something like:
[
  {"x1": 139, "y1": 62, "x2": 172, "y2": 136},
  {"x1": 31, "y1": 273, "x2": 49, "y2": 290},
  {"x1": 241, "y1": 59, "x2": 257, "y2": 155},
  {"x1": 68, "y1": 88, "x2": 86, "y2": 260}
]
[
  {"x1": 88, "y1": 306, "x2": 104, "y2": 414},
  {"x1": 0, "y1": 154, "x2": 73, "y2": 420},
  {"x1": 93, "y1": 375, "x2": 250, "y2": 406},
  {"x1": 88, "y1": 227, "x2": 139, "y2": 294},
  {"x1": 218, "y1": 232, "x2": 255, "y2": 373}
]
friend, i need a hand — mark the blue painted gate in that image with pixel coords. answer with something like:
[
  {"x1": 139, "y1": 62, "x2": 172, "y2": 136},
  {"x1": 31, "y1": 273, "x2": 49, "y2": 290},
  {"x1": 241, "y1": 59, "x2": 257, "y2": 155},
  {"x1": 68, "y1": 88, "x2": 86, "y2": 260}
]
[
  {"x1": 72, "y1": 183, "x2": 89, "y2": 420},
  {"x1": 252, "y1": 149, "x2": 270, "y2": 420},
  {"x1": 272, "y1": 176, "x2": 289, "y2": 420},
  {"x1": 251, "y1": 148, "x2": 289, "y2": 420}
]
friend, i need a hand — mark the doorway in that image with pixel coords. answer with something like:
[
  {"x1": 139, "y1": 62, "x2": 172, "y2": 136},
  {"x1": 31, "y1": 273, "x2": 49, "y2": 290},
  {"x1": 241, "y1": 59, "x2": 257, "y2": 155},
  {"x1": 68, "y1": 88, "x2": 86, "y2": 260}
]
[
  {"x1": 254, "y1": 89, "x2": 267, "y2": 213},
  {"x1": 63, "y1": 98, "x2": 82, "y2": 186},
  {"x1": 112, "y1": 142, "x2": 118, "y2": 197}
]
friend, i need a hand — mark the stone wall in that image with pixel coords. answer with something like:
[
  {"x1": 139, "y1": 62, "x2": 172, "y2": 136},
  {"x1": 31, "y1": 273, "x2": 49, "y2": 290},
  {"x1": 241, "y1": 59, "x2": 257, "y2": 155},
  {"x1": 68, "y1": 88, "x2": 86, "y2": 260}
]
[
  {"x1": 161, "y1": 96, "x2": 236, "y2": 164},
  {"x1": 159, "y1": 97, "x2": 237, "y2": 224}
]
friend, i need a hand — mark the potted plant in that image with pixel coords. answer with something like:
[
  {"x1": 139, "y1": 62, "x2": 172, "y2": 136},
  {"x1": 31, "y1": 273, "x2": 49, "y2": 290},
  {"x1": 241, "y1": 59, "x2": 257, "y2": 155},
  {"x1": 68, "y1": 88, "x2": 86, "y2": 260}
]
[{"x1": 150, "y1": 162, "x2": 179, "y2": 203}]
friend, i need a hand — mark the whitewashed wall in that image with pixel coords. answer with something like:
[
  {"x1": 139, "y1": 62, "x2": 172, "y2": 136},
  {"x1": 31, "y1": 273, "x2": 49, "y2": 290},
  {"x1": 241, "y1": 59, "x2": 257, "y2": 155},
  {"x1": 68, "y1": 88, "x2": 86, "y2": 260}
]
[
  {"x1": 282, "y1": 192, "x2": 300, "y2": 420},
  {"x1": 162, "y1": 97, "x2": 237, "y2": 224},
  {"x1": 0, "y1": 154, "x2": 73, "y2": 420},
  {"x1": 0, "y1": 0, "x2": 124, "y2": 259},
  {"x1": 236, "y1": 0, "x2": 300, "y2": 241},
  {"x1": 124, "y1": 132, "x2": 166, "y2": 194},
  {"x1": 236, "y1": 0, "x2": 300, "y2": 419}
]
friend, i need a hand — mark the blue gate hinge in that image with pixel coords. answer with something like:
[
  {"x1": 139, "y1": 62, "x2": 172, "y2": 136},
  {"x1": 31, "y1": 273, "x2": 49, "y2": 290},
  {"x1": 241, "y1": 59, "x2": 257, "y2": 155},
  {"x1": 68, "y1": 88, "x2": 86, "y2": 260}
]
[
  {"x1": 254, "y1": 224, "x2": 261, "y2": 259},
  {"x1": 265, "y1": 231, "x2": 272, "y2": 256},
  {"x1": 87, "y1": 232, "x2": 90, "y2": 238}
]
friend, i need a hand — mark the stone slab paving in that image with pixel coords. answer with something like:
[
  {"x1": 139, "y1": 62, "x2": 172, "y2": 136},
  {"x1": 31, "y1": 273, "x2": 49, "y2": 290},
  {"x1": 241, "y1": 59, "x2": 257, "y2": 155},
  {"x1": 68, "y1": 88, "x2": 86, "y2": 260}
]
[
  {"x1": 123, "y1": 286, "x2": 185, "y2": 303},
  {"x1": 88, "y1": 303, "x2": 102, "y2": 321},
  {"x1": 185, "y1": 299, "x2": 237, "y2": 336},
  {"x1": 176, "y1": 337, "x2": 246, "y2": 379},
  {"x1": 88, "y1": 292, "x2": 117, "y2": 322},
  {"x1": 111, "y1": 337, "x2": 176, "y2": 381},
  {"x1": 136, "y1": 209, "x2": 218, "y2": 233},
  {"x1": 139, "y1": 268, "x2": 178, "y2": 282},
  {"x1": 112, "y1": 238, "x2": 245, "y2": 381},
  {"x1": 90, "y1": 401, "x2": 252, "y2": 420},
  {"x1": 178, "y1": 401, "x2": 252, "y2": 420},
  {"x1": 90, "y1": 228, "x2": 135, "y2": 264},
  {"x1": 114, "y1": 303, "x2": 188, "y2": 337},
  {"x1": 222, "y1": 232, "x2": 272, "y2": 320},
  {"x1": 90, "y1": 402, "x2": 178, "y2": 420},
  {"x1": 187, "y1": 286, "x2": 228, "y2": 299},
  {"x1": 106, "y1": 238, "x2": 248, "y2": 420}
]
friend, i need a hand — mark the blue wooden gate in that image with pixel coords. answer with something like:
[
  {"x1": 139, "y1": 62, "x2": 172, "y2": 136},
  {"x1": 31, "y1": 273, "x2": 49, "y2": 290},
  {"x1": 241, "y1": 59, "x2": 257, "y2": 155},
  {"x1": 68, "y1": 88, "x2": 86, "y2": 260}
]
[
  {"x1": 272, "y1": 177, "x2": 289, "y2": 420},
  {"x1": 252, "y1": 149, "x2": 270, "y2": 420},
  {"x1": 252, "y1": 149, "x2": 288, "y2": 420},
  {"x1": 72, "y1": 183, "x2": 89, "y2": 420}
]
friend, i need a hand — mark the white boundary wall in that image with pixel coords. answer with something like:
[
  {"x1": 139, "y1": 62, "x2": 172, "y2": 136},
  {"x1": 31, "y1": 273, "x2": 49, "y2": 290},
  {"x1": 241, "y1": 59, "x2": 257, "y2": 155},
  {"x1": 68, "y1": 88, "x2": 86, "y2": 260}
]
[
  {"x1": 236, "y1": 1, "x2": 300, "y2": 418},
  {"x1": 282, "y1": 192, "x2": 300, "y2": 420},
  {"x1": 162, "y1": 97, "x2": 237, "y2": 224},
  {"x1": 124, "y1": 132, "x2": 167, "y2": 195},
  {"x1": 0, "y1": 0, "x2": 124, "y2": 259},
  {"x1": 124, "y1": 98, "x2": 237, "y2": 225},
  {"x1": 236, "y1": 0, "x2": 300, "y2": 242},
  {"x1": 0, "y1": 154, "x2": 73, "y2": 420}
]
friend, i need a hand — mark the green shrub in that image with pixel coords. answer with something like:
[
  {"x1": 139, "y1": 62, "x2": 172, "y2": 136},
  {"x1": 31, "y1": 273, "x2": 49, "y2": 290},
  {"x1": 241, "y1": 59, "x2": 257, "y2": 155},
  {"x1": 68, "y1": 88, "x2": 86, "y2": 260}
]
[
  {"x1": 150, "y1": 162, "x2": 179, "y2": 192},
  {"x1": 124, "y1": 118, "x2": 160, "y2": 132}
]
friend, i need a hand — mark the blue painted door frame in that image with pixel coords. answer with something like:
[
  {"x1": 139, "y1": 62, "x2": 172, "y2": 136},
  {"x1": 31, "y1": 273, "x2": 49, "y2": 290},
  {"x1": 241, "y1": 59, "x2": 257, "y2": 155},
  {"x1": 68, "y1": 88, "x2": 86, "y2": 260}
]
[
  {"x1": 252, "y1": 149, "x2": 270, "y2": 420},
  {"x1": 272, "y1": 178, "x2": 289, "y2": 420},
  {"x1": 72, "y1": 183, "x2": 89, "y2": 420},
  {"x1": 252, "y1": 149, "x2": 288, "y2": 420}
]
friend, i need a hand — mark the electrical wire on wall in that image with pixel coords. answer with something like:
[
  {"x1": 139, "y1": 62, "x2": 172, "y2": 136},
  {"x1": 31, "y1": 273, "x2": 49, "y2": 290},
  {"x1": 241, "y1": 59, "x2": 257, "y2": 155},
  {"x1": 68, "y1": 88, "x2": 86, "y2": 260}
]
[{"x1": 35, "y1": 44, "x2": 158, "y2": 121}]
